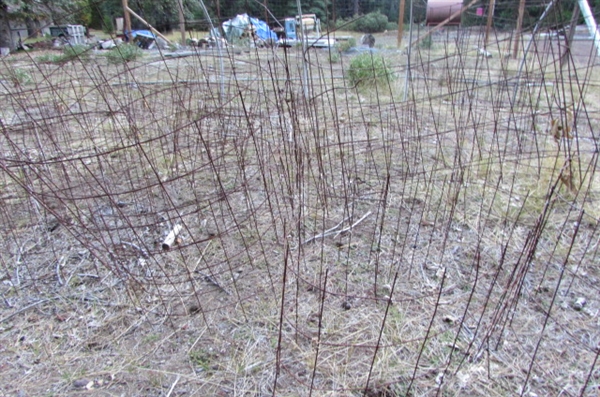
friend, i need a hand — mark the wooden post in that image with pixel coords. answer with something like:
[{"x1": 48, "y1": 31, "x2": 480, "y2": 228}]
[
  {"x1": 398, "y1": 0, "x2": 406, "y2": 47},
  {"x1": 264, "y1": 0, "x2": 269, "y2": 25},
  {"x1": 483, "y1": 0, "x2": 496, "y2": 49},
  {"x1": 177, "y1": 0, "x2": 185, "y2": 45},
  {"x1": 512, "y1": 0, "x2": 526, "y2": 58},
  {"x1": 561, "y1": 2, "x2": 580, "y2": 68},
  {"x1": 122, "y1": 0, "x2": 132, "y2": 40}
]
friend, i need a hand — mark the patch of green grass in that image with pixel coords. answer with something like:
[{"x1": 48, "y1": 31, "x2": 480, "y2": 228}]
[
  {"x1": 189, "y1": 349, "x2": 216, "y2": 372},
  {"x1": 36, "y1": 53, "x2": 62, "y2": 64},
  {"x1": 143, "y1": 333, "x2": 160, "y2": 344},
  {"x1": 3, "y1": 68, "x2": 32, "y2": 87},
  {"x1": 104, "y1": 44, "x2": 144, "y2": 64},
  {"x1": 62, "y1": 45, "x2": 90, "y2": 60},
  {"x1": 36, "y1": 45, "x2": 91, "y2": 64}
]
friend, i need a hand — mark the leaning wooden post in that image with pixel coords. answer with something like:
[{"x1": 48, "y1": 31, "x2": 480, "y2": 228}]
[
  {"x1": 483, "y1": 0, "x2": 496, "y2": 49},
  {"x1": 398, "y1": 0, "x2": 407, "y2": 47},
  {"x1": 512, "y1": 0, "x2": 526, "y2": 58}
]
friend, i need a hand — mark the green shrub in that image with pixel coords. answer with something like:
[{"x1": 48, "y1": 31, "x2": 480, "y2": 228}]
[
  {"x1": 105, "y1": 44, "x2": 144, "y2": 64},
  {"x1": 62, "y1": 44, "x2": 90, "y2": 61},
  {"x1": 337, "y1": 37, "x2": 356, "y2": 53},
  {"x1": 347, "y1": 53, "x2": 395, "y2": 88},
  {"x1": 335, "y1": 17, "x2": 357, "y2": 31},
  {"x1": 354, "y1": 12, "x2": 389, "y2": 33},
  {"x1": 386, "y1": 22, "x2": 399, "y2": 31},
  {"x1": 335, "y1": 12, "x2": 388, "y2": 33}
]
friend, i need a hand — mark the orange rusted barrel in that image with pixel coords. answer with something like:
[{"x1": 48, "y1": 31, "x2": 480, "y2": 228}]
[{"x1": 426, "y1": 0, "x2": 463, "y2": 26}]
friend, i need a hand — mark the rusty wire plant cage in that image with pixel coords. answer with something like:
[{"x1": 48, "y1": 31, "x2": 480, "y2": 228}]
[{"x1": 1, "y1": 0, "x2": 600, "y2": 395}]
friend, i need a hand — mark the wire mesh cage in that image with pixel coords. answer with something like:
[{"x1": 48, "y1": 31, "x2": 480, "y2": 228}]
[{"x1": 1, "y1": 0, "x2": 600, "y2": 395}]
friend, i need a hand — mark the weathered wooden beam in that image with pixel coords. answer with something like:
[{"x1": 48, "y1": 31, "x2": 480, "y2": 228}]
[{"x1": 126, "y1": 6, "x2": 172, "y2": 44}]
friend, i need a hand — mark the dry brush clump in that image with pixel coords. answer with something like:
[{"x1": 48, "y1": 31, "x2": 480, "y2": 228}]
[{"x1": 1, "y1": 25, "x2": 600, "y2": 396}]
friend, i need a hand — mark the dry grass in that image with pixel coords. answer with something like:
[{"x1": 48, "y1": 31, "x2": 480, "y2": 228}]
[{"x1": 1, "y1": 25, "x2": 600, "y2": 396}]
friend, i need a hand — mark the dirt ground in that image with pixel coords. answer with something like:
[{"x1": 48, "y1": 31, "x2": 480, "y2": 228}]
[{"x1": 1, "y1": 27, "x2": 600, "y2": 396}]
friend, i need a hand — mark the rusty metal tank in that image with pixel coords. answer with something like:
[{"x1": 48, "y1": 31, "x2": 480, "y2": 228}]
[{"x1": 426, "y1": 0, "x2": 463, "y2": 26}]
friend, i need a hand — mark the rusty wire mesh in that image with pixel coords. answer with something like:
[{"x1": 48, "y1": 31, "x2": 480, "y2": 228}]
[{"x1": 1, "y1": 22, "x2": 600, "y2": 397}]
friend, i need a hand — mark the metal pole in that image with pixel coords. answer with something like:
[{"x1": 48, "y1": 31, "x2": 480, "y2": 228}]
[
  {"x1": 578, "y1": 0, "x2": 600, "y2": 57},
  {"x1": 178, "y1": 0, "x2": 186, "y2": 45}
]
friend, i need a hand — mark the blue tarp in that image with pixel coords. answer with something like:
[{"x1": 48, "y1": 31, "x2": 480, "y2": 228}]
[
  {"x1": 222, "y1": 14, "x2": 277, "y2": 43},
  {"x1": 130, "y1": 30, "x2": 155, "y2": 39}
]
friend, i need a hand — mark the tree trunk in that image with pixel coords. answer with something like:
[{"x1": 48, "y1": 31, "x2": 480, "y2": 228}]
[
  {"x1": 25, "y1": 17, "x2": 40, "y2": 38},
  {"x1": 353, "y1": 0, "x2": 359, "y2": 17},
  {"x1": 0, "y1": 4, "x2": 13, "y2": 50}
]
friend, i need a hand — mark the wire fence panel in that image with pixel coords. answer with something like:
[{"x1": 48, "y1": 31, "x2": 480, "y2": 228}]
[{"x1": 1, "y1": 3, "x2": 599, "y2": 396}]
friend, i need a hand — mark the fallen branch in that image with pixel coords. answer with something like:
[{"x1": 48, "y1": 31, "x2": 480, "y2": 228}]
[
  {"x1": 0, "y1": 299, "x2": 50, "y2": 323},
  {"x1": 303, "y1": 211, "x2": 372, "y2": 245},
  {"x1": 334, "y1": 211, "x2": 373, "y2": 238},
  {"x1": 56, "y1": 256, "x2": 64, "y2": 286},
  {"x1": 302, "y1": 215, "x2": 352, "y2": 245},
  {"x1": 195, "y1": 270, "x2": 230, "y2": 295},
  {"x1": 166, "y1": 375, "x2": 180, "y2": 397}
]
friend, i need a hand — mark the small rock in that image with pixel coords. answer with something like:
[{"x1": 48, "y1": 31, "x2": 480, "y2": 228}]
[
  {"x1": 443, "y1": 315, "x2": 457, "y2": 324},
  {"x1": 341, "y1": 301, "x2": 351, "y2": 310},
  {"x1": 573, "y1": 297, "x2": 586, "y2": 311},
  {"x1": 73, "y1": 379, "x2": 92, "y2": 388}
]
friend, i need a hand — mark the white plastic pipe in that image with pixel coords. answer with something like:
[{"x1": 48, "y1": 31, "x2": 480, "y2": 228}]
[{"x1": 578, "y1": 0, "x2": 600, "y2": 57}]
